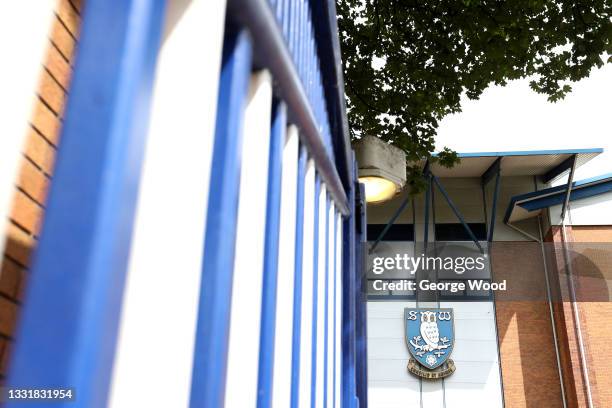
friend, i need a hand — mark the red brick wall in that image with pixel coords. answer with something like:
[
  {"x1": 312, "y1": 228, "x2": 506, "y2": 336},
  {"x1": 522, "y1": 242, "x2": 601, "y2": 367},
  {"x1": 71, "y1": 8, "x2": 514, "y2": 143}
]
[
  {"x1": 0, "y1": 0, "x2": 82, "y2": 382},
  {"x1": 492, "y1": 242, "x2": 565, "y2": 407},
  {"x1": 541, "y1": 225, "x2": 612, "y2": 408},
  {"x1": 566, "y1": 226, "x2": 612, "y2": 408}
]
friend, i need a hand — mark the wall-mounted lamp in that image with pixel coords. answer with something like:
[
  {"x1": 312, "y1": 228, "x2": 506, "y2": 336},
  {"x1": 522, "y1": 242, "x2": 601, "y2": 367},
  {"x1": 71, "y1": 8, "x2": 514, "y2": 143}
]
[{"x1": 355, "y1": 136, "x2": 406, "y2": 204}]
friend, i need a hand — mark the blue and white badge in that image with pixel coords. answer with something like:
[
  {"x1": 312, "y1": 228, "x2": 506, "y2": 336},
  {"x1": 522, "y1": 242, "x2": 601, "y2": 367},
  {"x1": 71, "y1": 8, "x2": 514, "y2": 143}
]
[{"x1": 405, "y1": 308, "x2": 455, "y2": 372}]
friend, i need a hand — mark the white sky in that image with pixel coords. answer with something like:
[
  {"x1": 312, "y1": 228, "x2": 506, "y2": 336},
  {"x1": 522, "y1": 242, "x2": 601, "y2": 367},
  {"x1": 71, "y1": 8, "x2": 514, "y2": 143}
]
[{"x1": 435, "y1": 64, "x2": 612, "y2": 184}]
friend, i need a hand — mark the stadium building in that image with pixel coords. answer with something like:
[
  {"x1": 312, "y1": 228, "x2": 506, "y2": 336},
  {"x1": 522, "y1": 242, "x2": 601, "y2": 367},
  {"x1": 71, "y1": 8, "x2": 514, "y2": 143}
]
[{"x1": 1, "y1": 1, "x2": 611, "y2": 408}]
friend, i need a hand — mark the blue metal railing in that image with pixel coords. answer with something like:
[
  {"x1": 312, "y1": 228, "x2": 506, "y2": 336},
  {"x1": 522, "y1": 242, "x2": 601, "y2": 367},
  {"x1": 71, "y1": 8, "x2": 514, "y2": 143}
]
[
  {"x1": 7, "y1": 0, "x2": 365, "y2": 407},
  {"x1": 228, "y1": 0, "x2": 349, "y2": 214}
]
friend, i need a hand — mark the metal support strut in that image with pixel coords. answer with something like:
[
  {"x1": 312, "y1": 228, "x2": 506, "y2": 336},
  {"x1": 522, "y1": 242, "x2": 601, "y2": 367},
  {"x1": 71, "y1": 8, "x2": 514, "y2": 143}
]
[{"x1": 431, "y1": 175, "x2": 484, "y2": 252}]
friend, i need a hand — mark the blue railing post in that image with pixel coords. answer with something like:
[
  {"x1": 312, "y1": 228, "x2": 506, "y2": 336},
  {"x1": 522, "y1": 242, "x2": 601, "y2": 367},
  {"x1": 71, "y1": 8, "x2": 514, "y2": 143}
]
[
  {"x1": 355, "y1": 183, "x2": 368, "y2": 407},
  {"x1": 342, "y1": 156, "x2": 358, "y2": 408},
  {"x1": 290, "y1": 146, "x2": 308, "y2": 408},
  {"x1": 7, "y1": 1, "x2": 166, "y2": 406},
  {"x1": 257, "y1": 100, "x2": 287, "y2": 407},
  {"x1": 190, "y1": 25, "x2": 253, "y2": 408}
]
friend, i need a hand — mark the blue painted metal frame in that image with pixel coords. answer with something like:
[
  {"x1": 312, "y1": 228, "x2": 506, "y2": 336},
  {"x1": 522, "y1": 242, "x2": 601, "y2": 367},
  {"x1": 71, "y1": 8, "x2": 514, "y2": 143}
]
[
  {"x1": 424, "y1": 173, "x2": 432, "y2": 247},
  {"x1": 525, "y1": 181, "x2": 612, "y2": 212},
  {"x1": 560, "y1": 155, "x2": 577, "y2": 221},
  {"x1": 543, "y1": 154, "x2": 576, "y2": 184},
  {"x1": 332, "y1": 209, "x2": 339, "y2": 408},
  {"x1": 323, "y1": 197, "x2": 331, "y2": 406},
  {"x1": 447, "y1": 148, "x2": 603, "y2": 158},
  {"x1": 342, "y1": 157, "x2": 358, "y2": 408},
  {"x1": 7, "y1": 1, "x2": 166, "y2": 406},
  {"x1": 481, "y1": 157, "x2": 501, "y2": 186},
  {"x1": 227, "y1": 0, "x2": 349, "y2": 215},
  {"x1": 432, "y1": 175, "x2": 484, "y2": 252},
  {"x1": 290, "y1": 146, "x2": 308, "y2": 408},
  {"x1": 481, "y1": 158, "x2": 502, "y2": 243},
  {"x1": 355, "y1": 183, "x2": 368, "y2": 407},
  {"x1": 369, "y1": 194, "x2": 412, "y2": 252},
  {"x1": 190, "y1": 26, "x2": 253, "y2": 408},
  {"x1": 504, "y1": 173, "x2": 612, "y2": 222},
  {"x1": 311, "y1": 175, "x2": 321, "y2": 407},
  {"x1": 488, "y1": 170, "x2": 501, "y2": 242},
  {"x1": 308, "y1": 0, "x2": 352, "y2": 189},
  {"x1": 257, "y1": 101, "x2": 286, "y2": 407}
]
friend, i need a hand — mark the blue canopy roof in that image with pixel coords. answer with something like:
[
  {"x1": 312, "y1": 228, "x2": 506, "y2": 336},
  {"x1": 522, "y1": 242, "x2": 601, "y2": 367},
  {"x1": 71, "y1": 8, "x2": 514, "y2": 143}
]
[
  {"x1": 427, "y1": 148, "x2": 602, "y2": 181},
  {"x1": 504, "y1": 173, "x2": 612, "y2": 223}
]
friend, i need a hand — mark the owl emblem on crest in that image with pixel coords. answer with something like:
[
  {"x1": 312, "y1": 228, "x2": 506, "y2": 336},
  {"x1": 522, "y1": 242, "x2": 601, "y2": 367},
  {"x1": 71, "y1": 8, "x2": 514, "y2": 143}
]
[
  {"x1": 405, "y1": 308, "x2": 455, "y2": 374},
  {"x1": 419, "y1": 310, "x2": 440, "y2": 351}
]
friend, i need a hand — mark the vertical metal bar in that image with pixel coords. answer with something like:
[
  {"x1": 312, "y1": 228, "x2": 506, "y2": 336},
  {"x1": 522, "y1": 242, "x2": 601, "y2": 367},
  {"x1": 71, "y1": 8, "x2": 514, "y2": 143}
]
[
  {"x1": 559, "y1": 154, "x2": 594, "y2": 407},
  {"x1": 334, "y1": 212, "x2": 342, "y2": 408},
  {"x1": 257, "y1": 101, "x2": 287, "y2": 407},
  {"x1": 189, "y1": 26, "x2": 253, "y2": 408},
  {"x1": 560, "y1": 155, "x2": 577, "y2": 222},
  {"x1": 332, "y1": 209, "x2": 338, "y2": 408},
  {"x1": 488, "y1": 169, "x2": 501, "y2": 242},
  {"x1": 323, "y1": 197, "x2": 331, "y2": 406},
  {"x1": 355, "y1": 183, "x2": 368, "y2": 407},
  {"x1": 424, "y1": 174, "x2": 431, "y2": 247},
  {"x1": 342, "y1": 158, "x2": 357, "y2": 408},
  {"x1": 7, "y1": 1, "x2": 166, "y2": 406},
  {"x1": 290, "y1": 146, "x2": 308, "y2": 408},
  {"x1": 535, "y1": 180, "x2": 567, "y2": 408},
  {"x1": 311, "y1": 176, "x2": 321, "y2": 406},
  {"x1": 481, "y1": 184, "x2": 488, "y2": 232},
  {"x1": 432, "y1": 175, "x2": 484, "y2": 252}
]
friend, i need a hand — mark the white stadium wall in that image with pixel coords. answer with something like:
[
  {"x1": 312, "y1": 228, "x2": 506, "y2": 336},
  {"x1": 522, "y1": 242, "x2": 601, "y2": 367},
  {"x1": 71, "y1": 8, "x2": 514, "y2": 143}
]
[{"x1": 367, "y1": 301, "x2": 503, "y2": 408}]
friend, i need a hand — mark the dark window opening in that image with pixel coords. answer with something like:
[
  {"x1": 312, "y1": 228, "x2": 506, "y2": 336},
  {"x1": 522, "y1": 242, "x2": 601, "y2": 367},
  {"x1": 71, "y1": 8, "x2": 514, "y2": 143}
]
[
  {"x1": 434, "y1": 223, "x2": 487, "y2": 241},
  {"x1": 367, "y1": 224, "x2": 414, "y2": 241}
]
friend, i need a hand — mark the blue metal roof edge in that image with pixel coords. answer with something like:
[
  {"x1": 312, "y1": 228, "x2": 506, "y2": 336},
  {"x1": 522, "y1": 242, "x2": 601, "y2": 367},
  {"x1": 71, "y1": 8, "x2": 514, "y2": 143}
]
[
  {"x1": 503, "y1": 172, "x2": 612, "y2": 223},
  {"x1": 431, "y1": 147, "x2": 603, "y2": 158}
]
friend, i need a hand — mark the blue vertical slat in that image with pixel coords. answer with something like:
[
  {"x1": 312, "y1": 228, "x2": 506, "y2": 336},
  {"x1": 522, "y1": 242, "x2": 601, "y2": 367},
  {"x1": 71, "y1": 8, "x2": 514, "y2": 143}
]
[
  {"x1": 289, "y1": 0, "x2": 296, "y2": 61},
  {"x1": 311, "y1": 175, "x2": 321, "y2": 408},
  {"x1": 332, "y1": 209, "x2": 338, "y2": 408},
  {"x1": 342, "y1": 158, "x2": 357, "y2": 408},
  {"x1": 257, "y1": 101, "x2": 286, "y2": 407},
  {"x1": 190, "y1": 26, "x2": 253, "y2": 408},
  {"x1": 7, "y1": 1, "x2": 166, "y2": 406},
  {"x1": 355, "y1": 183, "x2": 368, "y2": 406},
  {"x1": 323, "y1": 197, "x2": 331, "y2": 405},
  {"x1": 283, "y1": 0, "x2": 290, "y2": 40},
  {"x1": 290, "y1": 146, "x2": 308, "y2": 408}
]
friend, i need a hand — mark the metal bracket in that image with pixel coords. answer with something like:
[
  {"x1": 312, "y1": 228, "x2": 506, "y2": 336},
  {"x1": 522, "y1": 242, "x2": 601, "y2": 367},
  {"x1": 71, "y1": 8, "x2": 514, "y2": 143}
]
[
  {"x1": 481, "y1": 157, "x2": 502, "y2": 242},
  {"x1": 432, "y1": 175, "x2": 484, "y2": 252},
  {"x1": 560, "y1": 155, "x2": 577, "y2": 222}
]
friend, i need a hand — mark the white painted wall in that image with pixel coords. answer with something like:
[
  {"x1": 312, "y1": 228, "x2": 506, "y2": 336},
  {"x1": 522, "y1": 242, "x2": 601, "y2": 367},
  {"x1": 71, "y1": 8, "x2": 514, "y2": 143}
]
[
  {"x1": 550, "y1": 192, "x2": 612, "y2": 226},
  {"x1": 367, "y1": 301, "x2": 503, "y2": 408}
]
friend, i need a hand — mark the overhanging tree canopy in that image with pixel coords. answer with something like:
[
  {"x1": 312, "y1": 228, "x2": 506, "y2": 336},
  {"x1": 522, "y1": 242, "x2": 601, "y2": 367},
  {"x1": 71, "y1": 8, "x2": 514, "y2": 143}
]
[{"x1": 337, "y1": 0, "x2": 612, "y2": 174}]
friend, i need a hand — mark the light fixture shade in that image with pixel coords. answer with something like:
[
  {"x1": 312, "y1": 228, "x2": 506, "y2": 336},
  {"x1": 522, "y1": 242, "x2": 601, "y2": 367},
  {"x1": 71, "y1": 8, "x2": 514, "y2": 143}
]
[{"x1": 355, "y1": 135, "x2": 406, "y2": 204}]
